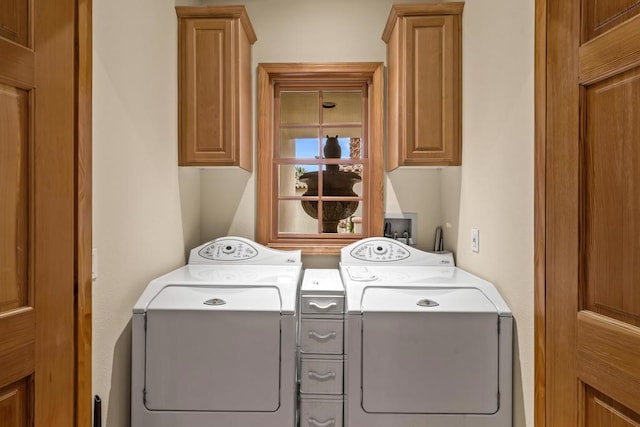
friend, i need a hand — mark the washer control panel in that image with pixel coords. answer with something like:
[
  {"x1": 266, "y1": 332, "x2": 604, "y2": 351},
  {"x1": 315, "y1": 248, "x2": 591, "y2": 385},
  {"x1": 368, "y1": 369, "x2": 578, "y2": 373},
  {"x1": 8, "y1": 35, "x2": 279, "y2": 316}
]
[
  {"x1": 341, "y1": 238, "x2": 454, "y2": 266},
  {"x1": 350, "y1": 240, "x2": 410, "y2": 262},
  {"x1": 197, "y1": 239, "x2": 258, "y2": 261}
]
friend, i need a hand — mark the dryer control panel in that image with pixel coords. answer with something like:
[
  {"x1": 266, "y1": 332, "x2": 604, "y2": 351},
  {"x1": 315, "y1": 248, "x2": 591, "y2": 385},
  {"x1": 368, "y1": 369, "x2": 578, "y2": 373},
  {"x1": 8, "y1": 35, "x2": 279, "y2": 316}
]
[
  {"x1": 197, "y1": 239, "x2": 258, "y2": 261},
  {"x1": 341, "y1": 238, "x2": 454, "y2": 266},
  {"x1": 189, "y1": 237, "x2": 301, "y2": 265}
]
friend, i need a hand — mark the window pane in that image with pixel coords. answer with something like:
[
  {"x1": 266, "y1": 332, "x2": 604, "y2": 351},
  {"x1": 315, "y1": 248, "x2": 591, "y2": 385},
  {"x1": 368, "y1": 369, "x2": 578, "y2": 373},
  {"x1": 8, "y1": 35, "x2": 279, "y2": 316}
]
[
  {"x1": 337, "y1": 203, "x2": 364, "y2": 235},
  {"x1": 318, "y1": 199, "x2": 360, "y2": 233},
  {"x1": 318, "y1": 164, "x2": 363, "y2": 233},
  {"x1": 278, "y1": 200, "x2": 318, "y2": 234},
  {"x1": 322, "y1": 164, "x2": 363, "y2": 199},
  {"x1": 280, "y1": 92, "x2": 318, "y2": 124},
  {"x1": 279, "y1": 164, "x2": 318, "y2": 197},
  {"x1": 279, "y1": 128, "x2": 319, "y2": 159},
  {"x1": 322, "y1": 91, "x2": 363, "y2": 124},
  {"x1": 321, "y1": 134, "x2": 363, "y2": 159}
]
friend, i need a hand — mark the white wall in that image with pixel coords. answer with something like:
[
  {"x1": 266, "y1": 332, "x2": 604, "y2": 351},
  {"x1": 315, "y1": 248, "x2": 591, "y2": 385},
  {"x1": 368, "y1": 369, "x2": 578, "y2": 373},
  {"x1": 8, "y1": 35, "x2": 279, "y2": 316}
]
[
  {"x1": 92, "y1": 0, "x2": 534, "y2": 426},
  {"x1": 93, "y1": 0, "x2": 193, "y2": 425}
]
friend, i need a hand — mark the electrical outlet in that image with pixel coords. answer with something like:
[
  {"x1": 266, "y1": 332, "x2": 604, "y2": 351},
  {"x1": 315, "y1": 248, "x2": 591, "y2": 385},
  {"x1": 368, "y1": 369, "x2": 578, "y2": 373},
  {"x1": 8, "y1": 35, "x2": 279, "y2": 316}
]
[{"x1": 471, "y1": 229, "x2": 480, "y2": 253}]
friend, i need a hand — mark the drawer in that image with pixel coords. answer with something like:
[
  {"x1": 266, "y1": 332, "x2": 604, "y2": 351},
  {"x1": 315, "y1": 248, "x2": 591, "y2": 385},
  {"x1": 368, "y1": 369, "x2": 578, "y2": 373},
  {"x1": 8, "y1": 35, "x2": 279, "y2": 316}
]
[
  {"x1": 300, "y1": 359, "x2": 343, "y2": 395},
  {"x1": 300, "y1": 319, "x2": 343, "y2": 354},
  {"x1": 301, "y1": 295, "x2": 344, "y2": 315},
  {"x1": 299, "y1": 397, "x2": 343, "y2": 427}
]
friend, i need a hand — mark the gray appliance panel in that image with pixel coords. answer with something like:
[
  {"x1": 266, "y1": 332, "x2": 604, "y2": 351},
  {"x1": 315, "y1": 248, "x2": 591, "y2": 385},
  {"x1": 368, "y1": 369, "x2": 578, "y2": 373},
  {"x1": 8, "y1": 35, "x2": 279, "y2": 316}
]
[
  {"x1": 361, "y1": 311, "x2": 499, "y2": 414},
  {"x1": 145, "y1": 310, "x2": 281, "y2": 411}
]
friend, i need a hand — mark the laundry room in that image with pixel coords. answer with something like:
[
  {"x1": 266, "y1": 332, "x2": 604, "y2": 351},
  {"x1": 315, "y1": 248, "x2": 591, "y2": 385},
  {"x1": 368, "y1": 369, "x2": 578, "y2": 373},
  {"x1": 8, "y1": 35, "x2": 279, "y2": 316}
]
[{"x1": 92, "y1": 0, "x2": 533, "y2": 426}]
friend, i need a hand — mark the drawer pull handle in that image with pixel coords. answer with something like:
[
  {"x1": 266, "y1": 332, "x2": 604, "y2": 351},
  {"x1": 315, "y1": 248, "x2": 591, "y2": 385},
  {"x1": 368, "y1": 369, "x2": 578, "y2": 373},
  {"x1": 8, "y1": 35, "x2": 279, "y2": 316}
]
[
  {"x1": 309, "y1": 301, "x2": 337, "y2": 311},
  {"x1": 308, "y1": 330, "x2": 337, "y2": 341},
  {"x1": 308, "y1": 417, "x2": 336, "y2": 427},
  {"x1": 308, "y1": 371, "x2": 336, "y2": 381}
]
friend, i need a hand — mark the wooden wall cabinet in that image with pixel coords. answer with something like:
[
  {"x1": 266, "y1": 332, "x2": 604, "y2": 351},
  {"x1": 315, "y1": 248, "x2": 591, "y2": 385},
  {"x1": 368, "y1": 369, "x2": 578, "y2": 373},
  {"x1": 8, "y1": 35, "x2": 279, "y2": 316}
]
[
  {"x1": 176, "y1": 6, "x2": 256, "y2": 169},
  {"x1": 382, "y1": 3, "x2": 463, "y2": 170}
]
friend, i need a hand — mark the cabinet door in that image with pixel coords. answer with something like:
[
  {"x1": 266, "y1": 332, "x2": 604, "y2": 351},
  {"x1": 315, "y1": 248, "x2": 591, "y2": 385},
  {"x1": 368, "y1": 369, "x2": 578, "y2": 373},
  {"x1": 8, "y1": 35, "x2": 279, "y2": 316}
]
[
  {"x1": 403, "y1": 15, "x2": 460, "y2": 166},
  {"x1": 177, "y1": 6, "x2": 255, "y2": 169},
  {"x1": 178, "y1": 18, "x2": 238, "y2": 166}
]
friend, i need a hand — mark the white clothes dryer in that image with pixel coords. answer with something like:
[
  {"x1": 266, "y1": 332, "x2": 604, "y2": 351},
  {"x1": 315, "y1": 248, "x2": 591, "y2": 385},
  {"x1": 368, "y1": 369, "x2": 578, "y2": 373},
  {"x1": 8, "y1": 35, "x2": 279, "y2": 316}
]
[
  {"x1": 131, "y1": 237, "x2": 302, "y2": 427},
  {"x1": 339, "y1": 238, "x2": 513, "y2": 427}
]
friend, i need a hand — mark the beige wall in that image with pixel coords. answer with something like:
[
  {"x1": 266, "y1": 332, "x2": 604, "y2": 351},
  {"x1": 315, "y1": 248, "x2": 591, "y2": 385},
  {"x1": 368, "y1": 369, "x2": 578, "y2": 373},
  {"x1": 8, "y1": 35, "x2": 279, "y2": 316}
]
[
  {"x1": 455, "y1": 1, "x2": 535, "y2": 426},
  {"x1": 93, "y1": 0, "x2": 192, "y2": 425},
  {"x1": 93, "y1": 0, "x2": 534, "y2": 426}
]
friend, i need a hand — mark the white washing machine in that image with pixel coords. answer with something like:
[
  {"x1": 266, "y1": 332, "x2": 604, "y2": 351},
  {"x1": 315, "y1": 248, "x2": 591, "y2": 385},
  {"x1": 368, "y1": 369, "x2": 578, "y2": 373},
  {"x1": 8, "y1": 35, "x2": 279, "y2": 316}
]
[
  {"x1": 339, "y1": 238, "x2": 513, "y2": 427},
  {"x1": 131, "y1": 237, "x2": 302, "y2": 427}
]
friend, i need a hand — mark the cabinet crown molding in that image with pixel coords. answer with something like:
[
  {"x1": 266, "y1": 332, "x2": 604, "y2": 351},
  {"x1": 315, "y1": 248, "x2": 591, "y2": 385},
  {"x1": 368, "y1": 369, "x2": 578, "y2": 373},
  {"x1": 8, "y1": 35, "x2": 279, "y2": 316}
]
[
  {"x1": 382, "y1": 2, "x2": 464, "y2": 42},
  {"x1": 175, "y1": 5, "x2": 257, "y2": 44}
]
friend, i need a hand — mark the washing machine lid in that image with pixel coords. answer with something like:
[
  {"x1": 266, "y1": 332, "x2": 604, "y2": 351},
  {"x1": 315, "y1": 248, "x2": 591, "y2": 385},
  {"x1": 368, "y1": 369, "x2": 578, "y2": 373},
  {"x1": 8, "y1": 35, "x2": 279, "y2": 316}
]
[
  {"x1": 144, "y1": 286, "x2": 281, "y2": 412},
  {"x1": 361, "y1": 287, "x2": 500, "y2": 414},
  {"x1": 147, "y1": 285, "x2": 282, "y2": 312}
]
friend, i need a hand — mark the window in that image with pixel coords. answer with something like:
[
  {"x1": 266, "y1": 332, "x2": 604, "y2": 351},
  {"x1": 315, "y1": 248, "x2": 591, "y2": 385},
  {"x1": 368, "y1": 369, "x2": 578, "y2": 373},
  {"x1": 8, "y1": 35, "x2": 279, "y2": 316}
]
[{"x1": 257, "y1": 63, "x2": 384, "y2": 254}]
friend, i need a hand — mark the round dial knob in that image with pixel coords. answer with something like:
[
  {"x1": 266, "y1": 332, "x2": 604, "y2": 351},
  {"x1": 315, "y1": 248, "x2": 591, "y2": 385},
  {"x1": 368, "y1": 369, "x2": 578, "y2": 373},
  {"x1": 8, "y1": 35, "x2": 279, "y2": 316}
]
[
  {"x1": 222, "y1": 244, "x2": 235, "y2": 254},
  {"x1": 373, "y1": 245, "x2": 388, "y2": 255}
]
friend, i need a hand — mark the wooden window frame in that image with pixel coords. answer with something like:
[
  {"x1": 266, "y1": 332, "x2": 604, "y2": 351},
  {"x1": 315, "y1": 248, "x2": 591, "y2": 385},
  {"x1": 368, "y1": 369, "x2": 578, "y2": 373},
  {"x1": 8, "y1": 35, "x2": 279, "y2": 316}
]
[{"x1": 257, "y1": 63, "x2": 384, "y2": 255}]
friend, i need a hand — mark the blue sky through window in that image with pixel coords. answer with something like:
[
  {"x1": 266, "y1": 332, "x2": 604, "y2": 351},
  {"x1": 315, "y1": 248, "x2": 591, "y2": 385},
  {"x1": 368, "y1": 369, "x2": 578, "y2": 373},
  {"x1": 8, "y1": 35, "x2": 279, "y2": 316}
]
[{"x1": 294, "y1": 137, "x2": 351, "y2": 173}]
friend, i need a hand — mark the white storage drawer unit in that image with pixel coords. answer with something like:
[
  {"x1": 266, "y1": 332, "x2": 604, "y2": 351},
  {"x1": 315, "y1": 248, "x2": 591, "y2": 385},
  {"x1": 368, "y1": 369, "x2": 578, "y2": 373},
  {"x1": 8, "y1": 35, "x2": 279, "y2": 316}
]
[{"x1": 298, "y1": 269, "x2": 346, "y2": 427}]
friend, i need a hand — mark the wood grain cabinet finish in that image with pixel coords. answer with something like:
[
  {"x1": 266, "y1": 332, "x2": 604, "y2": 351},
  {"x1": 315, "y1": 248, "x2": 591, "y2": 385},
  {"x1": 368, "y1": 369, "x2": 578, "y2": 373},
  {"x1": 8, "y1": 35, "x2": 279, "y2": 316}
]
[
  {"x1": 176, "y1": 6, "x2": 256, "y2": 169},
  {"x1": 382, "y1": 3, "x2": 463, "y2": 170}
]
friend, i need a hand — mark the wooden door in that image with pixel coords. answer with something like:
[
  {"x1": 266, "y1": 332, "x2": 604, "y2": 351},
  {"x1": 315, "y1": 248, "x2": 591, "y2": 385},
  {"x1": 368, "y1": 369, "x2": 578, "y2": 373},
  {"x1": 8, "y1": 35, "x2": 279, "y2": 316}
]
[
  {"x1": 0, "y1": 0, "x2": 78, "y2": 426},
  {"x1": 537, "y1": 0, "x2": 640, "y2": 426}
]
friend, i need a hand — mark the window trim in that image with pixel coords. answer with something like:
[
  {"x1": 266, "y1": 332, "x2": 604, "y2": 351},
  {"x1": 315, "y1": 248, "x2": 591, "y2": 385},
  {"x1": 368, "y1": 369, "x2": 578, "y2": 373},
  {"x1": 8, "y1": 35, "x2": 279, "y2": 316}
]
[{"x1": 257, "y1": 62, "x2": 384, "y2": 255}]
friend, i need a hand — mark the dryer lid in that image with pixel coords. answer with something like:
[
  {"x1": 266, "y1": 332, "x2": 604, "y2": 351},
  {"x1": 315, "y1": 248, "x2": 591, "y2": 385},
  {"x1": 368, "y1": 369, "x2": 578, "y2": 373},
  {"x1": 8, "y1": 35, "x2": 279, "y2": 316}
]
[
  {"x1": 361, "y1": 287, "x2": 498, "y2": 313},
  {"x1": 147, "y1": 285, "x2": 282, "y2": 312}
]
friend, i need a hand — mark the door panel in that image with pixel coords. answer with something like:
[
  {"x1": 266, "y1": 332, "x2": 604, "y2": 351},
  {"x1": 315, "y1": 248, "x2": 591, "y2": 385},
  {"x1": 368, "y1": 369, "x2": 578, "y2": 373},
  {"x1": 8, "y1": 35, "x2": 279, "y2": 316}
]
[
  {"x1": 0, "y1": 0, "x2": 29, "y2": 47},
  {"x1": 0, "y1": 308, "x2": 34, "y2": 388},
  {"x1": 0, "y1": 3, "x2": 35, "y2": 425},
  {"x1": 542, "y1": 0, "x2": 640, "y2": 426},
  {"x1": 0, "y1": 83, "x2": 28, "y2": 313},
  {"x1": 0, "y1": 378, "x2": 31, "y2": 427},
  {"x1": 584, "y1": 68, "x2": 640, "y2": 326},
  {"x1": 583, "y1": 0, "x2": 640, "y2": 41},
  {"x1": 586, "y1": 387, "x2": 640, "y2": 427},
  {"x1": 0, "y1": 0, "x2": 77, "y2": 425},
  {"x1": 577, "y1": 312, "x2": 640, "y2": 415},
  {"x1": 577, "y1": 3, "x2": 640, "y2": 424},
  {"x1": 580, "y1": 15, "x2": 640, "y2": 85}
]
